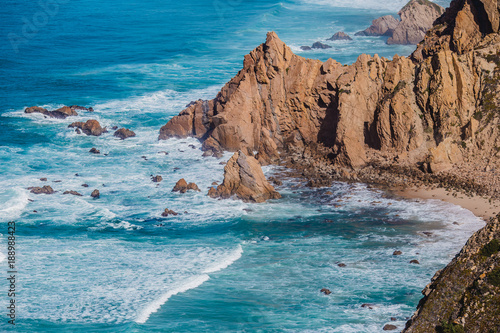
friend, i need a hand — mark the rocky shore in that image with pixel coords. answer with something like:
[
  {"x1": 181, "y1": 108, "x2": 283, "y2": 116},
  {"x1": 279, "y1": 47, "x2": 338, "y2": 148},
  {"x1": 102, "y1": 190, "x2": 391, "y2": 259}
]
[{"x1": 158, "y1": 0, "x2": 500, "y2": 330}]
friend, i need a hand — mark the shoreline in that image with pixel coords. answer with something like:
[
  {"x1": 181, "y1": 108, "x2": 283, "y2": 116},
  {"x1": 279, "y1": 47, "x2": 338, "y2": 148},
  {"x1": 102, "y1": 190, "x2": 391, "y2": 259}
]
[{"x1": 391, "y1": 186, "x2": 500, "y2": 222}]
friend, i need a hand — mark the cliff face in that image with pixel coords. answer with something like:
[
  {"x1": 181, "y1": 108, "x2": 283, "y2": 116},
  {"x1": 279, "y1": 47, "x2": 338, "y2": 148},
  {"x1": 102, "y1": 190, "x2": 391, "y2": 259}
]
[
  {"x1": 403, "y1": 215, "x2": 500, "y2": 333},
  {"x1": 159, "y1": 0, "x2": 500, "y2": 197}
]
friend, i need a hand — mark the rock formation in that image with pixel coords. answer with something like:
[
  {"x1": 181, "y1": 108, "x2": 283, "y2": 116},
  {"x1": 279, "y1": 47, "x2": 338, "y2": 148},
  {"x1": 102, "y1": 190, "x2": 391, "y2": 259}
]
[
  {"x1": 25, "y1": 105, "x2": 79, "y2": 119},
  {"x1": 208, "y1": 151, "x2": 281, "y2": 203},
  {"x1": 355, "y1": 15, "x2": 399, "y2": 36},
  {"x1": 403, "y1": 214, "x2": 500, "y2": 332},
  {"x1": 151, "y1": 175, "x2": 163, "y2": 183},
  {"x1": 327, "y1": 32, "x2": 352, "y2": 41},
  {"x1": 161, "y1": 208, "x2": 178, "y2": 217},
  {"x1": 91, "y1": 189, "x2": 100, "y2": 198},
  {"x1": 69, "y1": 120, "x2": 107, "y2": 136},
  {"x1": 114, "y1": 128, "x2": 136, "y2": 139},
  {"x1": 63, "y1": 190, "x2": 82, "y2": 196},
  {"x1": 312, "y1": 41, "x2": 331, "y2": 49},
  {"x1": 28, "y1": 186, "x2": 55, "y2": 194},
  {"x1": 172, "y1": 179, "x2": 200, "y2": 193},
  {"x1": 387, "y1": 0, "x2": 445, "y2": 45},
  {"x1": 159, "y1": 0, "x2": 500, "y2": 198}
]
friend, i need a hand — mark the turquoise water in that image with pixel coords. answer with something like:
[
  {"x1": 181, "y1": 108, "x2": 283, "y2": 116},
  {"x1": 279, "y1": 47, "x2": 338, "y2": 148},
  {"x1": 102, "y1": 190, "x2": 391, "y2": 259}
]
[{"x1": 0, "y1": 0, "x2": 484, "y2": 332}]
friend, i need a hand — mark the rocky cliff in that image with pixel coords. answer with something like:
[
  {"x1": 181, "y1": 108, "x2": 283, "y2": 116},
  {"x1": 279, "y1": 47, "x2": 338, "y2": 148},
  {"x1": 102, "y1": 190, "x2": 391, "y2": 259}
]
[
  {"x1": 403, "y1": 214, "x2": 500, "y2": 333},
  {"x1": 159, "y1": 0, "x2": 500, "y2": 198}
]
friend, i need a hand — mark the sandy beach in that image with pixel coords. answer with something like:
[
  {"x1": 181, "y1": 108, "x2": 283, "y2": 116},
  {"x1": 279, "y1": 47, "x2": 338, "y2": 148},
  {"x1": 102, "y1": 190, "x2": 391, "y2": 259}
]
[{"x1": 394, "y1": 186, "x2": 500, "y2": 221}]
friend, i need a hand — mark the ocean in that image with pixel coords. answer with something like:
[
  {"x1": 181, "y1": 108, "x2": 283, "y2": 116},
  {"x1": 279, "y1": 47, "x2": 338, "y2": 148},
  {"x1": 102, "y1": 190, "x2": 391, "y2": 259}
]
[{"x1": 0, "y1": 0, "x2": 485, "y2": 331}]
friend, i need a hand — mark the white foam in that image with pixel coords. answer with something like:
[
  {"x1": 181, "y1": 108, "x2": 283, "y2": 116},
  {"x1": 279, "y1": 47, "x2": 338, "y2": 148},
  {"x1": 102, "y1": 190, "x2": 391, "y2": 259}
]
[
  {"x1": 135, "y1": 274, "x2": 210, "y2": 324},
  {"x1": 297, "y1": 0, "x2": 439, "y2": 11},
  {"x1": 203, "y1": 244, "x2": 243, "y2": 274},
  {"x1": 0, "y1": 188, "x2": 29, "y2": 221}
]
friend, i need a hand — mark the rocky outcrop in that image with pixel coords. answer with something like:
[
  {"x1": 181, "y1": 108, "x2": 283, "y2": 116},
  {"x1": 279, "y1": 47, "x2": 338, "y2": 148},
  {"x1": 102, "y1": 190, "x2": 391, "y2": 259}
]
[
  {"x1": 403, "y1": 215, "x2": 500, "y2": 332},
  {"x1": 172, "y1": 179, "x2": 200, "y2": 193},
  {"x1": 151, "y1": 175, "x2": 163, "y2": 183},
  {"x1": 327, "y1": 32, "x2": 352, "y2": 41},
  {"x1": 91, "y1": 189, "x2": 100, "y2": 198},
  {"x1": 89, "y1": 148, "x2": 100, "y2": 154},
  {"x1": 355, "y1": 15, "x2": 399, "y2": 36},
  {"x1": 161, "y1": 208, "x2": 178, "y2": 217},
  {"x1": 69, "y1": 120, "x2": 107, "y2": 136},
  {"x1": 159, "y1": 0, "x2": 500, "y2": 199},
  {"x1": 28, "y1": 186, "x2": 55, "y2": 194},
  {"x1": 208, "y1": 151, "x2": 281, "y2": 203},
  {"x1": 25, "y1": 105, "x2": 79, "y2": 119},
  {"x1": 114, "y1": 128, "x2": 136, "y2": 140},
  {"x1": 63, "y1": 190, "x2": 82, "y2": 196},
  {"x1": 312, "y1": 41, "x2": 331, "y2": 49},
  {"x1": 387, "y1": 0, "x2": 445, "y2": 45}
]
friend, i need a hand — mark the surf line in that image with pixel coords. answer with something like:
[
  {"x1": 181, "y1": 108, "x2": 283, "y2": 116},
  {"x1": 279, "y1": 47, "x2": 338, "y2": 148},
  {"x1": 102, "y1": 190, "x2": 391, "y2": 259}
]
[{"x1": 135, "y1": 245, "x2": 243, "y2": 324}]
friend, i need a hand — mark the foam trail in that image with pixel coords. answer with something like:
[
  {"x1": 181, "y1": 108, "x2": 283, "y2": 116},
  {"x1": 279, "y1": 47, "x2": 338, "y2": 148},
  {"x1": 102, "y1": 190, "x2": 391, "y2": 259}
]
[
  {"x1": 0, "y1": 188, "x2": 29, "y2": 221},
  {"x1": 136, "y1": 245, "x2": 243, "y2": 324},
  {"x1": 203, "y1": 244, "x2": 243, "y2": 274},
  {"x1": 135, "y1": 274, "x2": 210, "y2": 324}
]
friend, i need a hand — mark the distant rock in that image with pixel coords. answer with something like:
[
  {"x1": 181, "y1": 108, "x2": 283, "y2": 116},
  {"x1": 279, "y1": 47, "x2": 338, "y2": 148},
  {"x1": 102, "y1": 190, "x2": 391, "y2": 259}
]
[
  {"x1": 355, "y1": 15, "x2": 399, "y2": 36},
  {"x1": 383, "y1": 324, "x2": 398, "y2": 331},
  {"x1": 82, "y1": 184, "x2": 89, "y2": 187},
  {"x1": 320, "y1": 288, "x2": 331, "y2": 295},
  {"x1": 91, "y1": 189, "x2": 100, "y2": 198},
  {"x1": 28, "y1": 185, "x2": 55, "y2": 194},
  {"x1": 338, "y1": 263, "x2": 347, "y2": 267},
  {"x1": 40, "y1": 178, "x2": 47, "y2": 181},
  {"x1": 387, "y1": 0, "x2": 444, "y2": 45},
  {"x1": 410, "y1": 259, "x2": 420, "y2": 264},
  {"x1": 393, "y1": 250, "x2": 403, "y2": 256},
  {"x1": 161, "y1": 208, "x2": 178, "y2": 217},
  {"x1": 300, "y1": 46, "x2": 312, "y2": 50},
  {"x1": 311, "y1": 41, "x2": 332, "y2": 49},
  {"x1": 208, "y1": 151, "x2": 281, "y2": 203},
  {"x1": 25, "y1": 105, "x2": 78, "y2": 119},
  {"x1": 361, "y1": 303, "x2": 376, "y2": 309},
  {"x1": 89, "y1": 147, "x2": 100, "y2": 154},
  {"x1": 187, "y1": 182, "x2": 201, "y2": 192},
  {"x1": 69, "y1": 120, "x2": 107, "y2": 136},
  {"x1": 327, "y1": 32, "x2": 352, "y2": 41},
  {"x1": 152, "y1": 175, "x2": 163, "y2": 183},
  {"x1": 114, "y1": 128, "x2": 136, "y2": 140},
  {"x1": 63, "y1": 190, "x2": 82, "y2": 196},
  {"x1": 172, "y1": 179, "x2": 199, "y2": 193},
  {"x1": 69, "y1": 105, "x2": 93, "y2": 112}
]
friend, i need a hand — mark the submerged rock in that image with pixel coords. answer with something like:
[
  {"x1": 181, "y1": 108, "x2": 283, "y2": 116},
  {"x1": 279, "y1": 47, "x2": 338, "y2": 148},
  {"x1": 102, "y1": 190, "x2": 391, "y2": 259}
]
[
  {"x1": 151, "y1": 175, "x2": 163, "y2": 183},
  {"x1": 63, "y1": 190, "x2": 82, "y2": 196},
  {"x1": 25, "y1": 105, "x2": 79, "y2": 119},
  {"x1": 320, "y1": 288, "x2": 331, "y2": 295},
  {"x1": 300, "y1": 45, "x2": 312, "y2": 50},
  {"x1": 28, "y1": 185, "x2": 55, "y2": 194},
  {"x1": 161, "y1": 208, "x2": 178, "y2": 217},
  {"x1": 208, "y1": 151, "x2": 281, "y2": 203},
  {"x1": 327, "y1": 32, "x2": 352, "y2": 41},
  {"x1": 89, "y1": 147, "x2": 100, "y2": 154},
  {"x1": 393, "y1": 250, "x2": 403, "y2": 256},
  {"x1": 114, "y1": 128, "x2": 136, "y2": 140},
  {"x1": 311, "y1": 41, "x2": 331, "y2": 49},
  {"x1": 383, "y1": 324, "x2": 398, "y2": 331}
]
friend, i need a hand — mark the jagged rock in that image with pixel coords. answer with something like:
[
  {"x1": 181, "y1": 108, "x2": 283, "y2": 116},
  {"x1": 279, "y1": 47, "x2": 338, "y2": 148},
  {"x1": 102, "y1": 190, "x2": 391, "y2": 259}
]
[
  {"x1": 63, "y1": 190, "x2": 82, "y2": 196},
  {"x1": 69, "y1": 120, "x2": 107, "y2": 136},
  {"x1": 89, "y1": 147, "x2": 100, "y2": 154},
  {"x1": 355, "y1": 15, "x2": 399, "y2": 36},
  {"x1": 25, "y1": 105, "x2": 78, "y2": 119},
  {"x1": 161, "y1": 208, "x2": 178, "y2": 217},
  {"x1": 114, "y1": 128, "x2": 136, "y2": 139},
  {"x1": 152, "y1": 175, "x2": 163, "y2": 183},
  {"x1": 320, "y1": 288, "x2": 331, "y2": 295},
  {"x1": 327, "y1": 32, "x2": 352, "y2": 41},
  {"x1": 28, "y1": 186, "x2": 55, "y2": 194},
  {"x1": 387, "y1": 0, "x2": 445, "y2": 45},
  {"x1": 311, "y1": 41, "x2": 331, "y2": 49},
  {"x1": 91, "y1": 189, "x2": 100, "y2": 198},
  {"x1": 208, "y1": 151, "x2": 281, "y2": 203}
]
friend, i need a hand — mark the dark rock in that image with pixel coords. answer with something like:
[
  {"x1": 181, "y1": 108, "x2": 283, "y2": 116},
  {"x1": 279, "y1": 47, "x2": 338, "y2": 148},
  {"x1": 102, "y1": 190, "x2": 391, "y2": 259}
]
[
  {"x1": 75, "y1": 128, "x2": 81, "y2": 134},
  {"x1": 158, "y1": 151, "x2": 169, "y2": 155},
  {"x1": 152, "y1": 175, "x2": 163, "y2": 183},
  {"x1": 311, "y1": 41, "x2": 332, "y2": 49},
  {"x1": 300, "y1": 46, "x2": 312, "y2": 50},
  {"x1": 28, "y1": 186, "x2": 55, "y2": 194},
  {"x1": 393, "y1": 250, "x2": 403, "y2": 255},
  {"x1": 338, "y1": 263, "x2": 347, "y2": 267},
  {"x1": 111, "y1": 126, "x2": 118, "y2": 130},
  {"x1": 63, "y1": 190, "x2": 82, "y2": 196},
  {"x1": 361, "y1": 303, "x2": 376, "y2": 309},
  {"x1": 25, "y1": 105, "x2": 78, "y2": 119},
  {"x1": 161, "y1": 208, "x2": 178, "y2": 217},
  {"x1": 320, "y1": 288, "x2": 331, "y2": 295},
  {"x1": 89, "y1": 147, "x2": 100, "y2": 154},
  {"x1": 327, "y1": 32, "x2": 352, "y2": 41},
  {"x1": 69, "y1": 105, "x2": 93, "y2": 112},
  {"x1": 91, "y1": 189, "x2": 100, "y2": 198},
  {"x1": 187, "y1": 182, "x2": 201, "y2": 192},
  {"x1": 82, "y1": 184, "x2": 89, "y2": 187},
  {"x1": 383, "y1": 324, "x2": 397, "y2": 331},
  {"x1": 173, "y1": 179, "x2": 188, "y2": 193},
  {"x1": 114, "y1": 128, "x2": 136, "y2": 140},
  {"x1": 25, "y1": 106, "x2": 48, "y2": 114},
  {"x1": 40, "y1": 178, "x2": 47, "y2": 181},
  {"x1": 410, "y1": 259, "x2": 420, "y2": 264}
]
